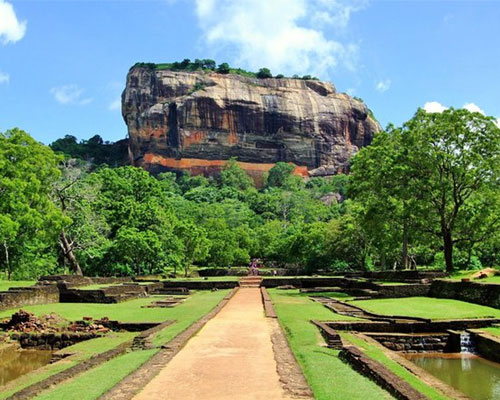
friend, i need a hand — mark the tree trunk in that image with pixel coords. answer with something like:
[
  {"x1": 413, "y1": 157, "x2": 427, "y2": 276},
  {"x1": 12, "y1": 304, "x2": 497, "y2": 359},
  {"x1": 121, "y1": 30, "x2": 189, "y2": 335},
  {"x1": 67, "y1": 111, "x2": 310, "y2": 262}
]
[
  {"x1": 401, "y1": 220, "x2": 409, "y2": 270},
  {"x1": 442, "y1": 227, "x2": 454, "y2": 272},
  {"x1": 3, "y1": 241, "x2": 11, "y2": 280},
  {"x1": 380, "y1": 252, "x2": 386, "y2": 270},
  {"x1": 59, "y1": 230, "x2": 83, "y2": 276}
]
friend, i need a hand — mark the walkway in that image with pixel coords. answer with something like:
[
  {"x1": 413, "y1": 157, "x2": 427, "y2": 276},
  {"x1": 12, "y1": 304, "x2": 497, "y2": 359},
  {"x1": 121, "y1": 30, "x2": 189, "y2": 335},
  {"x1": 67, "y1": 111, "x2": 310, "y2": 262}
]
[{"x1": 134, "y1": 287, "x2": 293, "y2": 400}]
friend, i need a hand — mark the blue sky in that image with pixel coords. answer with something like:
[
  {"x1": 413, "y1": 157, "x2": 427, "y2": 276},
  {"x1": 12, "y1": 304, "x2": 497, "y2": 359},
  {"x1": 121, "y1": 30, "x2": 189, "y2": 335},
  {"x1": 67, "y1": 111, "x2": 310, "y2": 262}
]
[{"x1": 0, "y1": 0, "x2": 499, "y2": 144}]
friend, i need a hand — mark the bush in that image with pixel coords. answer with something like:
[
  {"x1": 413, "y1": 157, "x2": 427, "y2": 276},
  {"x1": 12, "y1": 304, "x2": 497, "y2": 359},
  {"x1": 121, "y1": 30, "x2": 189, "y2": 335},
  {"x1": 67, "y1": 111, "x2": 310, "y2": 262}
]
[
  {"x1": 217, "y1": 63, "x2": 230, "y2": 74},
  {"x1": 256, "y1": 68, "x2": 272, "y2": 79}
]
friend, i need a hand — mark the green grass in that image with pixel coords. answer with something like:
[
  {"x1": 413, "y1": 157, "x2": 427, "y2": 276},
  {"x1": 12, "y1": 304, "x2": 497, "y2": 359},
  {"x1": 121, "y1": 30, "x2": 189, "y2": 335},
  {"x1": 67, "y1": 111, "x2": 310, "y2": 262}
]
[
  {"x1": 483, "y1": 326, "x2": 500, "y2": 338},
  {"x1": 33, "y1": 349, "x2": 157, "y2": 400},
  {"x1": 151, "y1": 289, "x2": 229, "y2": 345},
  {"x1": 350, "y1": 297, "x2": 500, "y2": 320},
  {"x1": 78, "y1": 283, "x2": 124, "y2": 290},
  {"x1": 341, "y1": 333, "x2": 450, "y2": 400},
  {"x1": 268, "y1": 289, "x2": 393, "y2": 400},
  {"x1": 0, "y1": 360, "x2": 77, "y2": 400},
  {"x1": 1, "y1": 290, "x2": 229, "y2": 399},
  {"x1": 62, "y1": 332, "x2": 136, "y2": 360},
  {"x1": 0, "y1": 293, "x2": 193, "y2": 322},
  {"x1": 0, "y1": 333, "x2": 135, "y2": 399},
  {"x1": 0, "y1": 280, "x2": 36, "y2": 291},
  {"x1": 447, "y1": 270, "x2": 500, "y2": 284}
]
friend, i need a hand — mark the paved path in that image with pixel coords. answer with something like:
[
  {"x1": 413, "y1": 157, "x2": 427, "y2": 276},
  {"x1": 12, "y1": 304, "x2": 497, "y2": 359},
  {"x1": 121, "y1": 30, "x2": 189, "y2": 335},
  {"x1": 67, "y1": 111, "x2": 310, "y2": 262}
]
[{"x1": 134, "y1": 288, "x2": 293, "y2": 400}]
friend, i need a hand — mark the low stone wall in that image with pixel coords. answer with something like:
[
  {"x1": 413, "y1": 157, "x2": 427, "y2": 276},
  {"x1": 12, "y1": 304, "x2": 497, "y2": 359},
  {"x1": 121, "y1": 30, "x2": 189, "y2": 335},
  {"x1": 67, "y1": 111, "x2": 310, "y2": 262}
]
[
  {"x1": 260, "y1": 287, "x2": 277, "y2": 318},
  {"x1": 161, "y1": 280, "x2": 239, "y2": 290},
  {"x1": 365, "y1": 333, "x2": 450, "y2": 352},
  {"x1": 0, "y1": 285, "x2": 59, "y2": 311},
  {"x1": 11, "y1": 331, "x2": 100, "y2": 350},
  {"x1": 471, "y1": 331, "x2": 500, "y2": 363},
  {"x1": 311, "y1": 320, "x2": 343, "y2": 349},
  {"x1": 339, "y1": 346, "x2": 428, "y2": 400},
  {"x1": 375, "y1": 284, "x2": 431, "y2": 298},
  {"x1": 346, "y1": 270, "x2": 447, "y2": 281},
  {"x1": 325, "y1": 318, "x2": 500, "y2": 333},
  {"x1": 261, "y1": 277, "x2": 353, "y2": 288},
  {"x1": 429, "y1": 280, "x2": 500, "y2": 309}
]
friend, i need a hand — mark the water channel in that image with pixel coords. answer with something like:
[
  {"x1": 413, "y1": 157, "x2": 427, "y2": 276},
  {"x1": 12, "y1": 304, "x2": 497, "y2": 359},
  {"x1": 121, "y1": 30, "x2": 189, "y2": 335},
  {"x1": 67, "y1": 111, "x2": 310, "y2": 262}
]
[
  {"x1": 0, "y1": 345, "x2": 53, "y2": 386},
  {"x1": 405, "y1": 353, "x2": 500, "y2": 400}
]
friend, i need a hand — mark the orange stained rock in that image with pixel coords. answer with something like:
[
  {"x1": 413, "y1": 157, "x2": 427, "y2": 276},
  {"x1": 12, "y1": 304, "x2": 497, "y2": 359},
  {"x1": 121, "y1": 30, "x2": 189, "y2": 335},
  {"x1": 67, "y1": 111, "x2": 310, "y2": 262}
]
[
  {"x1": 143, "y1": 154, "x2": 309, "y2": 177},
  {"x1": 133, "y1": 288, "x2": 294, "y2": 400}
]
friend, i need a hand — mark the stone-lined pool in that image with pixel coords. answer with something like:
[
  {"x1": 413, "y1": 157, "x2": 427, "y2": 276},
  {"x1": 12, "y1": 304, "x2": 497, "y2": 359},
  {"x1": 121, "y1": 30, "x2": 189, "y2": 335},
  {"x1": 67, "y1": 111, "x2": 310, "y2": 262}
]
[{"x1": 405, "y1": 353, "x2": 500, "y2": 400}]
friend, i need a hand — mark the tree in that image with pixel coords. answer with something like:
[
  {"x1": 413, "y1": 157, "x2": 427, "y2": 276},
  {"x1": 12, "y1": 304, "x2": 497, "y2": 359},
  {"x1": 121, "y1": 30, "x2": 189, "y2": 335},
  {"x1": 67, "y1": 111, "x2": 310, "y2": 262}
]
[
  {"x1": 220, "y1": 158, "x2": 253, "y2": 190},
  {"x1": 202, "y1": 59, "x2": 216, "y2": 70},
  {"x1": 175, "y1": 222, "x2": 210, "y2": 277},
  {"x1": 403, "y1": 108, "x2": 500, "y2": 271},
  {"x1": 349, "y1": 126, "x2": 425, "y2": 269},
  {"x1": 266, "y1": 162, "x2": 295, "y2": 188},
  {"x1": 256, "y1": 68, "x2": 272, "y2": 79},
  {"x1": 217, "y1": 62, "x2": 230, "y2": 74},
  {"x1": 0, "y1": 129, "x2": 66, "y2": 279},
  {"x1": 53, "y1": 159, "x2": 111, "y2": 276}
]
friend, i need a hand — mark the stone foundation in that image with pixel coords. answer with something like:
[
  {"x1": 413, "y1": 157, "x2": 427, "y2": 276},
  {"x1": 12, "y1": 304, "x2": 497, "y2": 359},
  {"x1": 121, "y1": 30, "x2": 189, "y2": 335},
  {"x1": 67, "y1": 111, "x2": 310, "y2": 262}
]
[
  {"x1": 429, "y1": 280, "x2": 500, "y2": 309},
  {"x1": 0, "y1": 285, "x2": 59, "y2": 311},
  {"x1": 364, "y1": 333, "x2": 451, "y2": 352},
  {"x1": 11, "y1": 331, "x2": 100, "y2": 350},
  {"x1": 471, "y1": 331, "x2": 500, "y2": 363}
]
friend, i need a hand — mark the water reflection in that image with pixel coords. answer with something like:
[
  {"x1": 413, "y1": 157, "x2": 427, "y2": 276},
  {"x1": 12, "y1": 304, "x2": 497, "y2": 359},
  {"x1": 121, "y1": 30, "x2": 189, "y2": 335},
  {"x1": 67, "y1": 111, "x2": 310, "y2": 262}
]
[
  {"x1": 0, "y1": 346, "x2": 52, "y2": 386},
  {"x1": 405, "y1": 353, "x2": 500, "y2": 400}
]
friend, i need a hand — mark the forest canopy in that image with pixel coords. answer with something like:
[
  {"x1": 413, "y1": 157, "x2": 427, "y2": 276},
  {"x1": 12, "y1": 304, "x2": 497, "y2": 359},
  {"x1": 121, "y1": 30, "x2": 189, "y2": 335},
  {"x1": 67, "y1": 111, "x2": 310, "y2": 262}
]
[{"x1": 0, "y1": 107, "x2": 499, "y2": 279}]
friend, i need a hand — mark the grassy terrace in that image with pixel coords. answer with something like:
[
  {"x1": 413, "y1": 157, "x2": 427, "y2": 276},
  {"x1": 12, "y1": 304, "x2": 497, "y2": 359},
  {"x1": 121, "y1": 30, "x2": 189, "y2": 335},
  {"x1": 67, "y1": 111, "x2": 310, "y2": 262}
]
[
  {"x1": 269, "y1": 290, "x2": 455, "y2": 400},
  {"x1": 268, "y1": 289, "x2": 394, "y2": 400},
  {"x1": 0, "y1": 332, "x2": 135, "y2": 400},
  {"x1": 340, "y1": 333, "x2": 450, "y2": 400},
  {"x1": 349, "y1": 297, "x2": 500, "y2": 320},
  {"x1": 447, "y1": 270, "x2": 500, "y2": 284},
  {"x1": 483, "y1": 326, "x2": 500, "y2": 338},
  {"x1": 0, "y1": 290, "x2": 229, "y2": 400},
  {"x1": 0, "y1": 280, "x2": 36, "y2": 291}
]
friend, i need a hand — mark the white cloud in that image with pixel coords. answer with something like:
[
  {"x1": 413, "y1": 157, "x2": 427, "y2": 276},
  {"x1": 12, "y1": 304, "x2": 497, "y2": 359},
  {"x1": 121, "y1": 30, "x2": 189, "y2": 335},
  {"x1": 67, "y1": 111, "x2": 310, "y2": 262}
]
[
  {"x1": 194, "y1": 0, "x2": 366, "y2": 77},
  {"x1": 0, "y1": 70, "x2": 9, "y2": 84},
  {"x1": 462, "y1": 102, "x2": 485, "y2": 115},
  {"x1": 375, "y1": 79, "x2": 391, "y2": 93},
  {"x1": 423, "y1": 101, "x2": 448, "y2": 113},
  {"x1": 0, "y1": 0, "x2": 26, "y2": 44},
  {"x1": 311, "y1": 0, "x2": 368, "y2": 29},
  {"x1": 109, "y1": 97, "x2": 121, "y2": 111},
  {"x1": 50, "y1": 84, "x2": 93, "y2": 105}
]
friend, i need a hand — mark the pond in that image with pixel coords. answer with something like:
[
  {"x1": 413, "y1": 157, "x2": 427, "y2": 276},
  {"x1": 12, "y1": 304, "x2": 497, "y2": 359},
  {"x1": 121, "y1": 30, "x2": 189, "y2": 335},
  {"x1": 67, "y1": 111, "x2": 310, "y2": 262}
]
[
  {"x1": 405, "y1": 353, "x2": 500, "y2": 400},
  {"x1": 0, "y1": 345, "x2": 53, "y2": 386}
]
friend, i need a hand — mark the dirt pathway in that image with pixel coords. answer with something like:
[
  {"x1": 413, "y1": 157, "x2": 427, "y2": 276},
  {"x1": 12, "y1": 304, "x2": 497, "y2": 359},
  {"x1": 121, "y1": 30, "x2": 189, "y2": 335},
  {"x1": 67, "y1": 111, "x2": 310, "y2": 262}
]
[{"x1": 134, "y1": 288, "x2": 294, "y2": 400}]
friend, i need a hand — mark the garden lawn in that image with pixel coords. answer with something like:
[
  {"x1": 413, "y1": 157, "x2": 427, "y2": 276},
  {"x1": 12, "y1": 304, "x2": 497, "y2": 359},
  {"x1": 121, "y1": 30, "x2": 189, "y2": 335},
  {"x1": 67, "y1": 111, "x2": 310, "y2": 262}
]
[
  {"x1": 341, "y1": 333, "x2": 450, "y2": 400},
  {"x1": 0, "y1": 280, "x2": 36, "y2": 291},
  {"x1": 0, "y1": 290, "x2": 228, "y2": 323},
  {"x1": 269, "y1": 289, "x2": 394, "y2": 400},
  {"x1": 1, "y1": 290, "x2": 229, "y2": 400},
  {"x1": 33, "y1": 349, "x2": 157, "y2": 400},
  {"x1": 350, "y1": 297, "x2": 500, "y2": 320},
  {"x1": 447, "y1": 270, "x2": 500, "y2": 284},
  {"x1": 483, "y1": 327, "x2": 500, "y2": 338},
  {"x1": 0, "y1": 333, "x2": 134, "y2": 400}
]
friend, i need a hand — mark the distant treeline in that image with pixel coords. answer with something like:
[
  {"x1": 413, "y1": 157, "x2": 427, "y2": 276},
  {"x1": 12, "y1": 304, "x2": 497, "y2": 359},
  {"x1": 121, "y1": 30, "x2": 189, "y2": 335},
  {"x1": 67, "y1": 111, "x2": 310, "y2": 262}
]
[
  {"x1": 131, "y1": 59, "x2": 319, "y2": 81},
  {"x1": 50, "y1": 135, "x2": 129, "y2": 167}
]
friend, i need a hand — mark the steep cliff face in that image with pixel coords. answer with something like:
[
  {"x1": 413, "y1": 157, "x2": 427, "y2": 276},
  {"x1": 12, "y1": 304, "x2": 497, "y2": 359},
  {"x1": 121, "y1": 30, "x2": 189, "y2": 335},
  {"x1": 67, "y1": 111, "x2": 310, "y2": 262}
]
[{"x1": 122, "y1": 66, "x2": 380, "y2": 181}]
